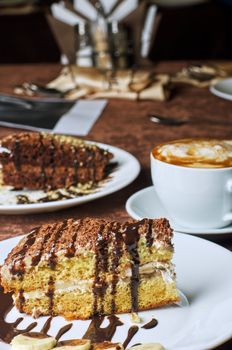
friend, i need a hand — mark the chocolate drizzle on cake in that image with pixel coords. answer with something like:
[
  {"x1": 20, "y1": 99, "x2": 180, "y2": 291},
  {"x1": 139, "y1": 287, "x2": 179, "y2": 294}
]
[
  {"x1": 72, "y1": 146, "x2": 78, "y2": 184},
  {"x1": 111, "y1": 223, "x2": 123, "y2": 314},
  {"x1": 39, "y1": 134, "x2": 47, "y2": 187},
  {"x1": 49, "y1": 137, "x2": 56, "y2": 180},
  {"x1": 73, "y1": 159, "x2": 78, "y2": 184},
  {"x1": 123, "y1": 326, "x2": 139, "y2": 349},
  {"x1": 18, "y1": 288, "x2": 25, "y2": 313},
  {"x1": 60, "y1": 143, "x2": 67, "y2": 188},
  {"x1": 13, "y1": 138, "x2": 21, "y2": 171},
  {"x1": 10, "y1": 227, "x2": 39, "y2": 276},
  {"x1": 86, "y1": 148, "x2": 95, "y2": 182},
  {"x1": 92, "y1": 219, "x2": 154, "y2": 315},
  {"x1": 46, "y1": 277, "x2": 55, "y2": 315},
  {"x1": 48, "y1": 221, "x2": 68, "y2": 269},
  {"x1": 93, "y1": 224, "x2": 109, "y2": 315},
  {"x1": 145, "y1": 219, "x2": 154, "y2": 248},
  {"x1": 123, "y1": 222, "x2": 140, "y2": 313},
  {"x1": 31, "y1": 226, "x2": 54, "y2": 267},
  {"x1": 65, "y1": 219, "x2": 83, "y2": 258}
]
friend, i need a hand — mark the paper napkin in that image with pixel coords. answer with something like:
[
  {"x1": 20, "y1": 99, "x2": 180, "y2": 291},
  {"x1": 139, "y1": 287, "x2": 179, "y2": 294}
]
[
  {"x1": 53, "y1": 99, "x2": 107, "y2": 136},
  {"x1": 0, "y1": 100, "x2": 107, "y2": 136}
]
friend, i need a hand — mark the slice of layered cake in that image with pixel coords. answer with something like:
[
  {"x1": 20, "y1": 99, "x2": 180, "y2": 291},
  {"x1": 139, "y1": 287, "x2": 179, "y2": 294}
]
[
  {"x1": 0, "y1": 132, "x2": 113, "y2": 190},
  {"x1": 1, "y1": 217, "x2": 179, "y2": 320}
]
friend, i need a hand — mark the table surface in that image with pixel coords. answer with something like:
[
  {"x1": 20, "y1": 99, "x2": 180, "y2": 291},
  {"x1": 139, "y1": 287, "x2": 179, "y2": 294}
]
[{"x1": 0, "y1": 62, "x2": 232, "y2": 349}]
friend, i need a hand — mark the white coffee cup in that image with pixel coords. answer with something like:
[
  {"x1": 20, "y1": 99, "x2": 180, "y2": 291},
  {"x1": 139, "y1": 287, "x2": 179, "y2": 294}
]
[{"x1": 151, "y1": 139, "x2": 232, "y2": 229}]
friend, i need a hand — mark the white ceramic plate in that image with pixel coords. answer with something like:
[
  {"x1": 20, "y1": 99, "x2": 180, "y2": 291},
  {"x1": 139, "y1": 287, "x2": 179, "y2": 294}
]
[
  {"x1": 1, "y1": 233, "x2": 232, "y2": 350},
  {"x1": 0, "y1": 142, "x2": 140, "y2": 214},
  {"x1": 210, "y1": 78, "x2": 232, "y2": 101},
  {"x1": 126, "y1": 186, "x2": 232, "y2": 235}
]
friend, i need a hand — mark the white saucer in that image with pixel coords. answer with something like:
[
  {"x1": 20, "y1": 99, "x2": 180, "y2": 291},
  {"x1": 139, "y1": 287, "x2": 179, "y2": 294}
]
[
  {"x1": 210, "y1": 78, "x2": 232, "y2": 101},
  {"x1": 126, "y1": 186, "x2": 232, "y2": 235}
]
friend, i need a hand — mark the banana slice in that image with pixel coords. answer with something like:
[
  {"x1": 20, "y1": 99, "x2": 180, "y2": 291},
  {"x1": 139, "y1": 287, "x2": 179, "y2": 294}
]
[
  {"x1": 11, "y1": 332, "x2": 57, "y2": 350},
  {"x1": 128, "y1": 344, "x2": 165, "y2": 350},
  {"x1": 93, "y1": 342, "x2": 124, "y2": 349},
  {"x1": 54, "y1": 339, "x2": 91, "y2": 350}
]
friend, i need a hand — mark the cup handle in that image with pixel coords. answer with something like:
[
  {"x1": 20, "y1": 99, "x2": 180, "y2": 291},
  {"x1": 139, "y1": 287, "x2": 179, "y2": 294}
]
[{"x1": 223, "y1": 179, "x2": 232, "y2": 222}]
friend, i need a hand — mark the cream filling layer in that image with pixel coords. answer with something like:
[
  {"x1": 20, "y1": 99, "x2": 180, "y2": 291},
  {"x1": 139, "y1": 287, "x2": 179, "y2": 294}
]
[
  {"x1": 2, "y1": 242, "x2": 172, "y2": 283},
  {"x1": 2, "y1": 239, "x2": 171, "y2": 277},
  {"x1": 16, "y1": 261, "x2": 175, "y2": 301}
]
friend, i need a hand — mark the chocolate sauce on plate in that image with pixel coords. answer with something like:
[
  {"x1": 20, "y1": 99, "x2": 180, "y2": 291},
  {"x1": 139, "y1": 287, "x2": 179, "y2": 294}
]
[
  {"x1": 123, "y1": 326, "x2": 139, "y2": 349},
  {"x1": 40, "y1": 317, "x2": 52, "y2": 334},
  {"x1": 142, "y1": 318, "x2": 158, "y2": 329},
  {"x1": 0, "y1": 287, "x2": 37, "y2": 343},
  {"x1": 55, "y1": 324, "x2": 73, "y2": 341},
  {"x1": 83, "y1": 315, "x2": 123, "y2": 343}
]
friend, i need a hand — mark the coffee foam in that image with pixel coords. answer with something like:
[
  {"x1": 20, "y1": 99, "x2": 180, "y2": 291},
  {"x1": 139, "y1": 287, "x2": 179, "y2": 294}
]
[{"x1": 153, "y1": 139, "x2": 232, "y2": 168}]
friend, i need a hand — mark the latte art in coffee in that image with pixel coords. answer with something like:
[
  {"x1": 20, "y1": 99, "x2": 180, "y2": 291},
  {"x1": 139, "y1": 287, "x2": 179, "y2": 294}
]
[{"x1": 153, "y1": 139, "x2": 232, "y2": 168}]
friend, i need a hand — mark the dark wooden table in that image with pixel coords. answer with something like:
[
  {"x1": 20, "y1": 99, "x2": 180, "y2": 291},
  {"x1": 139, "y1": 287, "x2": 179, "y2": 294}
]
[{"x1": 0, "y1": 62, "x2": 231, "y2": 349}]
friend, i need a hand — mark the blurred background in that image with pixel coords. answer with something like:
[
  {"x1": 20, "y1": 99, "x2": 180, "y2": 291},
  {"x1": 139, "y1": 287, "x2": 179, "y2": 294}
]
[{"x1": 1, "y1": 0, "x2": 232, "y2": 66}]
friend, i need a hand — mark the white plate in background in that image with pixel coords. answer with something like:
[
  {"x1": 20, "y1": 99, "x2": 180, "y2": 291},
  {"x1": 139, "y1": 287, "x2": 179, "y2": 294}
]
[{"x1": 1, "y1": 233, "x2": 232, "y2": 349}]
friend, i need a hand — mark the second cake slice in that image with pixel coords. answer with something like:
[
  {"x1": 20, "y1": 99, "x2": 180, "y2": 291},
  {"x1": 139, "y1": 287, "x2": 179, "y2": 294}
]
[{"x1": 0, "y1": 132, "x2": 113, "y2": 190}]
